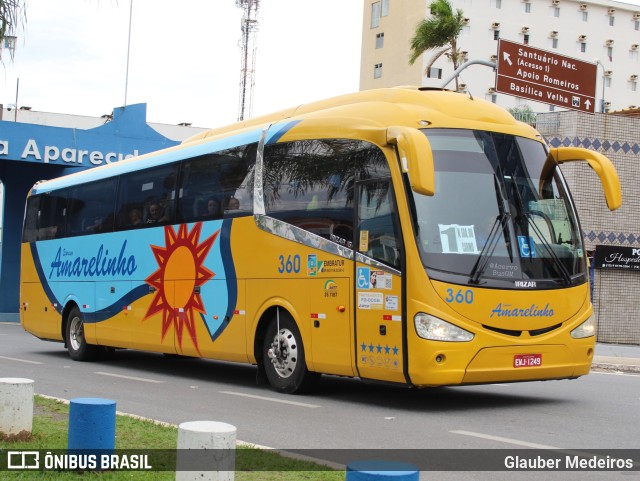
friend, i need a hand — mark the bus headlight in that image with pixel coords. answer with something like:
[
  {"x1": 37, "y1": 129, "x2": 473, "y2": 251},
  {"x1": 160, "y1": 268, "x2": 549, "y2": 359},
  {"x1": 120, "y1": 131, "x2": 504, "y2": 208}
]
[
  {"x1": 570, "y1": 314, "x2": 596, "y2": 339},
  {"x1": 414, "y1": 313, "x2": 474, "y2": 342}
]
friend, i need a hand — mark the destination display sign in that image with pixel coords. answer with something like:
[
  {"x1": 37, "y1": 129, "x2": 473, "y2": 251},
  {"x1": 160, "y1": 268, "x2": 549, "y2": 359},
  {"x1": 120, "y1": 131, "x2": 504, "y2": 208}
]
[
  {"x1": 594, "y1": 245, "x2": 640, "y2": 271},
  {"x1": 496, "y1": 39, "x2": 597, "y2": 113}
]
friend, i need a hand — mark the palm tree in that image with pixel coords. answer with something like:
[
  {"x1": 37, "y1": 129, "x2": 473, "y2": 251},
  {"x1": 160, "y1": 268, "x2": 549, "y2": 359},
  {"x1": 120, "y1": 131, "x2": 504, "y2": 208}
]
[
  {"x1": 408, "y1": 0, "x2": 465, "y2": 90},
  {"x1": 0, "y1": 0, "x2": 26, "y2": 61}
]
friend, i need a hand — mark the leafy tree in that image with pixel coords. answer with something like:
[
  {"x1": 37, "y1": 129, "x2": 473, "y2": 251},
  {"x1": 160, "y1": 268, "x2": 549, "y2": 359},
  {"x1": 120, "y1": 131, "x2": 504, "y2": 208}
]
[
  {"x1": 508, "y1": 105, "x2": 536, "y2": 126},
  {"x1": 408, "y1": 0, "x2": 465, "y2": 90},
  {"x1": 0, "y1": 0, "x2": 26, "y2": 61}
]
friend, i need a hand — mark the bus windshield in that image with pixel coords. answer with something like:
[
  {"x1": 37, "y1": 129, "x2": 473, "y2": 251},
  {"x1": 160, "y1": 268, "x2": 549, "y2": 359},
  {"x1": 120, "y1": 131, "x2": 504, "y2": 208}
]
[{"x1": 414, "y1": 128, "x2": 586, "y2": 288}]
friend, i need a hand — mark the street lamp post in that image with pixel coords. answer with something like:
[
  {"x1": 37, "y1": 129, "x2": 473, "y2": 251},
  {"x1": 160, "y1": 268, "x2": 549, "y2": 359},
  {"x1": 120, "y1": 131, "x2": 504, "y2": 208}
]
[{"x1": 594, "y1": 59, "x2": 606, "y2": 113}]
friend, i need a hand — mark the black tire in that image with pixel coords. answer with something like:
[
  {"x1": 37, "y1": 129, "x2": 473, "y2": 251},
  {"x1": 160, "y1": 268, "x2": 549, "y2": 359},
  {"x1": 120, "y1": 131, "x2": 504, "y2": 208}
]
[
  {"x1": 65, "y1": 306, "x2": 99, "y2": 361},
  {"x1": 262, "y1": 313, "x2": 318, "y2": 394}
]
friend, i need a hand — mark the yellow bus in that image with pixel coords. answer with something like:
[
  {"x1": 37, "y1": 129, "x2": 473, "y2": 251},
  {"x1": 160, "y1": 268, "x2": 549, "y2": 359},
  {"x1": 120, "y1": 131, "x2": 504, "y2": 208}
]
[{"x1": 20, "y1": 87, "x2": 621, "y2": 393}]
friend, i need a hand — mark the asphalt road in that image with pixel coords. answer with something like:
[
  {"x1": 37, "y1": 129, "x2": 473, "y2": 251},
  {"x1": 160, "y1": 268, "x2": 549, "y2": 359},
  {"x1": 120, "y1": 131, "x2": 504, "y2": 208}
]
[{"x1": 2, "y1": 322, "x2": 639, "y2": 480}]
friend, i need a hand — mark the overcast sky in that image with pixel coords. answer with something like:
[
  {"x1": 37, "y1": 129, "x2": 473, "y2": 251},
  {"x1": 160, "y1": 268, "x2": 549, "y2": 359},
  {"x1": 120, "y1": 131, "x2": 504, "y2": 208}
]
[
  {"x1": 3, "y1": 1, "x2": 640, "y2": 129},
  {"x1": 1, "y1": 0, "x2": 364, "y2": 128}
]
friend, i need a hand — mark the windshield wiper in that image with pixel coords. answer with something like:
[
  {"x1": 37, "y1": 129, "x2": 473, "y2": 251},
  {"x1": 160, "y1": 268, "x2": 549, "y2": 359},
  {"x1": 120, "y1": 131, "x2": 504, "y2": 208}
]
[
  {"x1": 469, "y1": 213, "x2": 506, "y2": 285},
  {"x1": 507, "y1": 177, "x2": 572, "y2": 285},
  {"x1": 469, "y1": 174, "x2": 511, "y2": 285}
]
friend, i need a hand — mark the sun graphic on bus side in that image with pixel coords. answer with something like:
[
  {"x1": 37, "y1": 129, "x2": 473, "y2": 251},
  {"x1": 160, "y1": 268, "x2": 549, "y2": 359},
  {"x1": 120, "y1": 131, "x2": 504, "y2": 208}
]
[{"x1": 144, "y1": 223, "x2": 219, "y2": 353}]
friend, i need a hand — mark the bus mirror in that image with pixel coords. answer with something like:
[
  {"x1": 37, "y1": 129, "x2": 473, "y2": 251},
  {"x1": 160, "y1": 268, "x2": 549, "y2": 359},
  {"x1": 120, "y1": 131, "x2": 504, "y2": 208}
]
[
  {"x1": 387, "y1": 126, "x2": 435, "y2": 196},
  {"x1": 544, "y1": 147, "x2": 621, "y2": 211}
]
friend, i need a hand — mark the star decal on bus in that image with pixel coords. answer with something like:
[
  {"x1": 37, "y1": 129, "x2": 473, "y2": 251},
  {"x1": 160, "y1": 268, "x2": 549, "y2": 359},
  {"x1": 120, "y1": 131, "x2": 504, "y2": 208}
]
[{"x1": 144, "y1": 223, "x2": 219, "y2": 354}]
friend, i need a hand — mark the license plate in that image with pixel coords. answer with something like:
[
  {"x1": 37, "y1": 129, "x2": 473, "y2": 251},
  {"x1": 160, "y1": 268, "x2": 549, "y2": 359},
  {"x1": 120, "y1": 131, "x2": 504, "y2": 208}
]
[{"x1": 514, "y1": 353, "x2": 542, "y2": 368}]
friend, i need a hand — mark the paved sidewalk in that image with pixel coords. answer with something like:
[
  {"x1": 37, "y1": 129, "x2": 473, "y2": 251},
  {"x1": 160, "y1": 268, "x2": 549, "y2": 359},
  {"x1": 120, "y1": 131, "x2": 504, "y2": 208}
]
[{"x1": 592, "y1": 343, "x2": 640, "y2": 373}]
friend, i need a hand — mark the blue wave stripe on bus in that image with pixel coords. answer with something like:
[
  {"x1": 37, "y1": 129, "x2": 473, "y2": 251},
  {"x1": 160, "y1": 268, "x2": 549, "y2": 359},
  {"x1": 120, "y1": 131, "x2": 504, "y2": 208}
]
[
  {"x1": 30, "y1": 242, "x2": 63, "y2": 315},
  {"x1": 32, "y1": 128, "x2": 265, "y2": 194},
  {"x1": 204, "y1": 218, "x2": 237, "y2": 342},
  {"x1": 83, "y1": 284, "x2": 150, "y2": 324},
  {"x1": 266, "y1": 120, "x2": 302, "y2": 145}
]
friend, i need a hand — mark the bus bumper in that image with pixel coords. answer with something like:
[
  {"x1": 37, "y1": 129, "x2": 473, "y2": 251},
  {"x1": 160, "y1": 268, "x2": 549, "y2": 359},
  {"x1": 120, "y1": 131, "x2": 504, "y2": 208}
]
[{"x1": 408, "y1": 340, "x2": 595, "y2": 387}]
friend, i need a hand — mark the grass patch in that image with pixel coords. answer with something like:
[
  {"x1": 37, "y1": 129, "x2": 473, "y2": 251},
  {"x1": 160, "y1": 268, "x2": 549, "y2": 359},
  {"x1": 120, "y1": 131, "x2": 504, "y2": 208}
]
[{"x1": 0, "y1": 395, "x2": 343, "y2": 480}]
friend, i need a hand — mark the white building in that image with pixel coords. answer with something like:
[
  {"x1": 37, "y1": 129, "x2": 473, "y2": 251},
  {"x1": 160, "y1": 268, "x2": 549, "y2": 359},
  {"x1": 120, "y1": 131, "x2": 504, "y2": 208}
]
[{"x1": 361, "y1": 0, "x2": 640, "y2": 113}]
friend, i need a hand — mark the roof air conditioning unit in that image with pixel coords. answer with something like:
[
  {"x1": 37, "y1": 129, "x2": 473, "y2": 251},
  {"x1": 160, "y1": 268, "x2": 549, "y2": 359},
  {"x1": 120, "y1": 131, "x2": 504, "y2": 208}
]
[
  {"x1": 461, "y1": 50, "x2": 469, "y2": 59},
  {"x1": 634, "y1": 13, "x2": 640, "y2": 20},
  {"x1": 549, "y1": 31, "x2": 558, "y2": 38},
  {"x1": 578, "y1": 35, "x2": 587, "y2": 42},
  {"x1": 604, "y1": 70, "x2": 613, "y2": 77},
  {"x1": 631, "y1": 44, "x2": 639, "y2": 51},
  {"x1": 608, "y1": 8, "x2": 615, "y2": 15},
  {"x1": 491, "y1": 22, "x2": 500, "y2": 29},
  {"x1": 462, "y1": 17, "x2": 470, "y2": 25},
  {"x1": 606, "y1": 39, "x2": 614, "y2": 46},
  {"x1": 490, "y1": 54, "x2": 498, "y2": 61},
  {"x1": 487, "y1": 87, "x2": 496, "y2": 94},
  {"x1": 579, "y1": 3, "x2": 588, "y2": 11},
  {"x1": 521, "y1": 26, "x2": 530, "y2": 33},
  {"x1": 458, "y1": 83, "x2": 467, "y2": 91},
  {"x1": 604, "y1": 101, "x2": 611, "y2": 108},
  {"x1": 551, "y1": 0, "x2": 560, "y2": 6},
  {"x1": 630, "y1": 75, "x2": 639, "y2": 81}
]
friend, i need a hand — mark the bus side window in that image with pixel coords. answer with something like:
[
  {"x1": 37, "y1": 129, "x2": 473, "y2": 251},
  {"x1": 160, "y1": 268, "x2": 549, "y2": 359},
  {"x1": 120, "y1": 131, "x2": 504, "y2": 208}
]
[
  {"x1": 263, "y1": 139, "x2": 358, "y2": 243},
  {"x1": 177, "y1": 144, "x2": 255, "y2": 223},
  {"x1": 22, "y1": 195, "x2": 41, "y2": 242},
  {"x1": 66, "y1": 179, "x2": 117, "y2": 236},
  {"x1": 115, "y1": 164, "x2": 178, "y2": 230},
  {"x1": 37, "y1": 192, "x2": 67, "y2": 240},
  {"x1": 357, "y1": 180, "x2": 402, "y2": 270}
]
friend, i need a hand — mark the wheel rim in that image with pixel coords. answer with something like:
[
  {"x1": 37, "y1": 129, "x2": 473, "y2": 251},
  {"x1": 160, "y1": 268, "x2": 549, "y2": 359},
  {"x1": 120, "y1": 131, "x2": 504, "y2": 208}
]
[
  {"x1": 69, "y1": 316, "x2": 84, "y2": 351},
  {"x1": 267, "y1": 328, "x2": 298, "y2": 379}
]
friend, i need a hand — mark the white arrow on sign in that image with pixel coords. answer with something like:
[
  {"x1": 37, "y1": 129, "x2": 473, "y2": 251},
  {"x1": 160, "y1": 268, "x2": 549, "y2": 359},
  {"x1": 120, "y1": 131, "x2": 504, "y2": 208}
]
[
  {"x1": 585, "y1": 99, "x2": 592, "y2": 110},
  {"x1": 503, "y1": 51, "x2": 513, "y2": 66}
]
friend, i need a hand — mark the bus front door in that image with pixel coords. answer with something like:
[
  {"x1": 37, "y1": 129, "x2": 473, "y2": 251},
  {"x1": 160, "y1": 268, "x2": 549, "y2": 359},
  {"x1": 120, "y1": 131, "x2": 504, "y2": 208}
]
[{"x1": 354, "y1": 180, "x2": 405, "y2": 383}]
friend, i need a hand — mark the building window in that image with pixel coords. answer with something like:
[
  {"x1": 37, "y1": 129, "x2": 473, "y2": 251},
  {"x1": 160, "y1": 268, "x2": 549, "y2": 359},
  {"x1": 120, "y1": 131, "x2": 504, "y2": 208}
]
[
  {"x1": 630, "y1": 81, "x2": 637, "y2": 92},
  {"x1": 552, "y1": 7, "x2": 560, "y2": 18},
  {"x1": 580, "y1": 42, "x2": 587, "y2": 53},
  {"x1": 376, "y1": 32, "x2": 384, "y2": 49},
  {"x1": 427, "y1": 67, "x2": 442, "y2": 79},
  {"x1": 524, "y1": 2, "x2": 531, "y2": 13},
  {"x1": 605, "y1": 77, "x2": 612, "y2": 88},
  {"x1": 381, "y1": 0, "x2": 389, "y2": 17},
  {"x1": 374, "y1": 63, "x2": 383, "y2": 79},
  {"x1": 607, "y1": 46, "x2": 613, "y2": 61},
  {"x1": 489, "y1": 93, "x2": 497, "y2": 103},
  {"x1": 552, "y1": 38, "x2": 558, "y2": 49},
  {"x1": 635, "y1": 20, "x2": 639, "y2": 31},
  {"x1": 549, "y1": 105, "x2": 556, "y2": 112},
  {"x1": 524, "y1": 34, "x2": 530, "y2": 45},
  {"x1": 491, "y1": 0, "x2": 501, "y2": 8},
  {"x1": 582, "y1": 11, "x2": 588, "y2": 22},
  {"x1": 609, "y1": 15, "x2": 615, "y2": 27},
  {"x1": 371, "y1": 1, "x2": 381, "y2": 28},
  {"x1": 494, "y1": 29, "x2": 500, "y2": 40}
]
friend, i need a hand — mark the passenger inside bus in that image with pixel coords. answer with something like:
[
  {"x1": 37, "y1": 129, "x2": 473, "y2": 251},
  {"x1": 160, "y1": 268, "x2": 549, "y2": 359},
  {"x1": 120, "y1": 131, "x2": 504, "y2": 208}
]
[
  {"x1": 145, "y1": 202, "x2": 165, "y2": 224},
  {"x1": 206, "y1": 197, "x2": 223, "y2": 218}
]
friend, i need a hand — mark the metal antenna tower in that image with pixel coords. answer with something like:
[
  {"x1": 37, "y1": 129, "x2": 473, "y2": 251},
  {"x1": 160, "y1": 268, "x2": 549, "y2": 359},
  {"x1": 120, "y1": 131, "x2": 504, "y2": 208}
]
[{"x1": 236, "y1": 0, "x2": 260, "y2": 122}]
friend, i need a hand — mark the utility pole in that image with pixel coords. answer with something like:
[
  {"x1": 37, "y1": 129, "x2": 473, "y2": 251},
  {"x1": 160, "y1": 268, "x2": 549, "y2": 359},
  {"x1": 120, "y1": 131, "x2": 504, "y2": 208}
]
[{"x1": 236, "y1": 0, "x2": 260, "y2": 122}]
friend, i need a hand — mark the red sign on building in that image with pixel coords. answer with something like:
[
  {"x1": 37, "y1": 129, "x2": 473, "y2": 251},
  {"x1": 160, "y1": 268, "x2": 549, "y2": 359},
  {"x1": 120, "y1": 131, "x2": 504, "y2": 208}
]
[{"x1": 496, "y1": 39, "x2": 597, "y2": 113}]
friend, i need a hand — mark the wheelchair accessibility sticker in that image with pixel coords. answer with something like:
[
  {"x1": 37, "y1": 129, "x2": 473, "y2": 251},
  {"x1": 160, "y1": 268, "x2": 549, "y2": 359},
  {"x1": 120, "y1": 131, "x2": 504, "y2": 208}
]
[
  {"x1": 357, "y1": 267, "x2": 370, "y2": 289},
  {"x1": 518, "y1": 236, "x2": 537, "y2": 258}
]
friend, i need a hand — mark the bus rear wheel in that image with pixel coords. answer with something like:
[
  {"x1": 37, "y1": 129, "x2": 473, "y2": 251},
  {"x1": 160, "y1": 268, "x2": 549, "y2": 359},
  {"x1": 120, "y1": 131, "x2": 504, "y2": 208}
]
[
  {"x1": 65, "y1": 307, "x2": 99, "y2": 361},
  {"x1": 263, "y1": 314, "x2": 318, "y2": 394}
]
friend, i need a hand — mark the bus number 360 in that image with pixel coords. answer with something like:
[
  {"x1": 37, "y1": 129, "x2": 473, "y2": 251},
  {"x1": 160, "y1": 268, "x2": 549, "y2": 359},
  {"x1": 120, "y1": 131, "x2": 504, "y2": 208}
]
[
  {"x1": 445, "y1": 288, "x2": 474, "y2": 304},
  {"x1": 278, "y1": 254, "x2": 301, "y2": 274}
]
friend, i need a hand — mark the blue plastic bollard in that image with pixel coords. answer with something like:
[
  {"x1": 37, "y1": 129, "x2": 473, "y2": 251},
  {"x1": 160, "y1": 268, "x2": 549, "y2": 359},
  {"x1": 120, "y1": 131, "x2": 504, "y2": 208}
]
[
  {"x1": 68, "y1": 398, "x2": 116, "y2": 452},
  {"x1": 346, "y1": 460, "x2": 420, "y2": 481}
]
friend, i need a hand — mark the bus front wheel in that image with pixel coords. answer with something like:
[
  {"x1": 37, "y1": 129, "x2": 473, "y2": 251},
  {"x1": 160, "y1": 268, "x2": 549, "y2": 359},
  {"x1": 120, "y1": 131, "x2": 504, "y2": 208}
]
[
  {"x1": 263, "y1": 314, "x2": 318, "y2": 394},
  {"x1": 65, "y1": 307, "x2": 98, "y2": 361}
]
